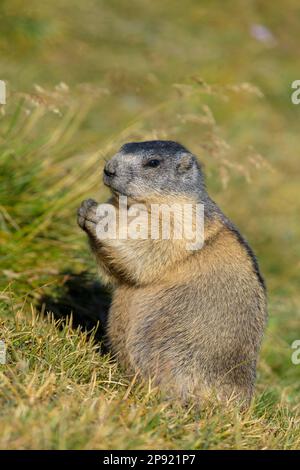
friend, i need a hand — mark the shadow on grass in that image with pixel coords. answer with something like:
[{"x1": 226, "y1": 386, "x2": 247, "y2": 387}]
[{"x1": 38, "y1": 271, "x2": 111, "y2": 353}]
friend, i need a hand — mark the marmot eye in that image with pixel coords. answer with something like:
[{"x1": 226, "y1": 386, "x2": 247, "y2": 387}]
[{"x1": 146, "y1": 159, "x2": 160, "y2": 168}]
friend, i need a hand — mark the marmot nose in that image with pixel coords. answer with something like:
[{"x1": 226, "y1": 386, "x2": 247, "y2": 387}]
[{"x1": 104, "y1": 162, "x2": 116, "y2": 178}]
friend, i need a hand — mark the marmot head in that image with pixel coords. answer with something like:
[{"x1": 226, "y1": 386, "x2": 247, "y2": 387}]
[{"x1": 103, "y1": 140, "x2": 204, "y2": 202}]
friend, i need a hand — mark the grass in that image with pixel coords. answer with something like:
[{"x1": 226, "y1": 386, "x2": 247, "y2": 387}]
[{"x1": 1, "y1": 0, "x2": 300, "y2": 449}]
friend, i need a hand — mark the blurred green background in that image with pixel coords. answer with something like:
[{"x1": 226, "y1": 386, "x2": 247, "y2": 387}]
[
  {"x1": 0, "y1": 0, "x2": 299, "y2": 449},
  {"x1": 2, "y1": 0, "x2": 300, "y2": 289}
]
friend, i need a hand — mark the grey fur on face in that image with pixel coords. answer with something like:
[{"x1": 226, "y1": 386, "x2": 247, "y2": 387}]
[{"x1": 103, "y1": 140, "x2": 204, "y2": 200}]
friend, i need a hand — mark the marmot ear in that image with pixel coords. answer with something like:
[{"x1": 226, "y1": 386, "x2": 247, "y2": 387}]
[{"x1": 176, "y1": 153, "x2": 194, "y2": 174}]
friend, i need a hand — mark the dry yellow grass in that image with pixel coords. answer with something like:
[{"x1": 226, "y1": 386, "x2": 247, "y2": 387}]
[{"x1": 1, "y1": 0, "x2": 300, "y2": 449}]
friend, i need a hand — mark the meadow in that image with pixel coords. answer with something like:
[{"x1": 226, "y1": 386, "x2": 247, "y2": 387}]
[{"x1": 0, "y1": 0, "x2": 300, "y2": 449}]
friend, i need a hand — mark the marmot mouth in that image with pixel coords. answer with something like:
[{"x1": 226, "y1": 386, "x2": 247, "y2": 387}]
[
  {"x1": 102, "y1": 176, "x2": 134, "y2": 200},
  {"x1": 107, "y1": 185, "x2": 129, "y2": 199},
  {"x1": 103, "y1": 176, "x2": 124, "y2": 194}
]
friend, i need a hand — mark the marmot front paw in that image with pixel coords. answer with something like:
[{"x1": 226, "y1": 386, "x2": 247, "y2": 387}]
[{"x1": 77, "y1": 199, "x2": 99, "y2": 235}]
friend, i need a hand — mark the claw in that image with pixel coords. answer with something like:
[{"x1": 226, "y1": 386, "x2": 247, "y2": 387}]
[
  {"x1": 83, "y1": 198, "x2": 97, "y2": 209},
  {"x1": 77, "y1": 215, "x2": 85, "y2": 228},
  {"x1": 77, "y1": 199, "x2": 99, "y2": 231}
]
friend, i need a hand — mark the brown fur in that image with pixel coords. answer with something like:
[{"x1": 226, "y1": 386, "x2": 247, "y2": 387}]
[{"x1": 77, "y1": 142, "x2": 267, "y2": 407}]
